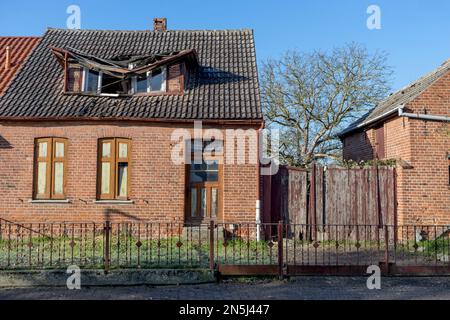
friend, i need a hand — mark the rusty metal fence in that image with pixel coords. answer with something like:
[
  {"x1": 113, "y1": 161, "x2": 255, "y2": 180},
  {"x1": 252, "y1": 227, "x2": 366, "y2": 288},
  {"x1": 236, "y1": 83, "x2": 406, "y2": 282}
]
[
  {"x1": 214, "y1": 222, "x2": 450, "y2": 276},
  {"x1": 0, "y1": 218, "x2": 449, "y2": 276},
  {"x1": 0, "y1": 219, "x2": 210, "y2": 271}
]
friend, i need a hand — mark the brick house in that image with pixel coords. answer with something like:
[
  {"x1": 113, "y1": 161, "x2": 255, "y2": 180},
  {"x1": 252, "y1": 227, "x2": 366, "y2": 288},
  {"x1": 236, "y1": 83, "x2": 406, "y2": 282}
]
[
  {"x1": 0, "y1": 19, "x2": 264, "y2": 224},
  {"x1": 339, "y1": 60, "x2": 450, "y2": 225}
]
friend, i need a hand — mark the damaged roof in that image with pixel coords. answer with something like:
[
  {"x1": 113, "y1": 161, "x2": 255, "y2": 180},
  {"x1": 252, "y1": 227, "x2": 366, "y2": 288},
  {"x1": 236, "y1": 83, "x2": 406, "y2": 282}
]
[
  {"x1": 0, "y1": 37, "x2": 40, "y2": 96},
  {"x1": 339, "y1": 58, "x2": 450, "y2": 136},
  {"x1": 0, "y1": 28, "x2": 262, "y2": 122}
]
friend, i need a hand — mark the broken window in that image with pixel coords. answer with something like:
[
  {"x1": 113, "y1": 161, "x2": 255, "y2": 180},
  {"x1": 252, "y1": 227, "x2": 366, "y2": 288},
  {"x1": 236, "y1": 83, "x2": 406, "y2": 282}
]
[
  {"x1": 54, "y1": 47, "x2": 191, "y2": 96},
  {"x1": 101, "y1": 73, "x2": 129, "y2": 95}
]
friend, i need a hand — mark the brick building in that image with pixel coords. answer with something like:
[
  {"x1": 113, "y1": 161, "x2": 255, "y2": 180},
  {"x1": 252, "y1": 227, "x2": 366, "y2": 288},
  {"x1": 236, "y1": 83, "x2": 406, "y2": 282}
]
[
  {"x1": 0, "y1": 20, "x2": 264, "y2": 224},
  {"x1": 339, "y1": 60, "x2": 450, "y2": 225}
]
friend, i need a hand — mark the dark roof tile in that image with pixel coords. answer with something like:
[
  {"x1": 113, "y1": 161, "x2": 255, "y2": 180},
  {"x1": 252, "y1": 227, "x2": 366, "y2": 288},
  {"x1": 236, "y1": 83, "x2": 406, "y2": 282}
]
[{"x1": 0, "y1": 28, "x2": 262, "y2": 121}]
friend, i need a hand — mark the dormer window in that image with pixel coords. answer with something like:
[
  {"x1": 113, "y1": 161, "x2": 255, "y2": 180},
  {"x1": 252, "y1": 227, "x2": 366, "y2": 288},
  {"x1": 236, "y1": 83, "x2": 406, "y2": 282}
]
[
  {"x1": 54, "y1": 47, "x2": 194, "y2": 96},
  {"x1": 132, "y1": 67, "x2": 167, "y2": 94}
]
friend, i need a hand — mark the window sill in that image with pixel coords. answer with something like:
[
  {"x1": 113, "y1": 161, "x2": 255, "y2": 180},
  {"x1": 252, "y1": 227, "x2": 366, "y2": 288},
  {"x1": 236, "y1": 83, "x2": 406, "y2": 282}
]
[
  {"x1": 29, "y1": 199, "x2": 71, "y2": 204},
  {"x1": 94, "y1": 200, "x2": 134, "y2": 205}
]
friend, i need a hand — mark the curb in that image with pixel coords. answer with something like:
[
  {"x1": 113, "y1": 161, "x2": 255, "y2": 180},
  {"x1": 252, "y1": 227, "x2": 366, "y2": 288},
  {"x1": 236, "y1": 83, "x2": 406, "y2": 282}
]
[{"x1": 0, "y1": 269, "x2": 215, "y2": 287}]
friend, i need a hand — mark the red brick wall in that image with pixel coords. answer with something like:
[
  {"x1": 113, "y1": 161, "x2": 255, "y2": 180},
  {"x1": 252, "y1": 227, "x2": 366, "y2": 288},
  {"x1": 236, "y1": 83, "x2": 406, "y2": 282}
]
[
  {"x1": 0, "y1": 121, "x2": 259, "y2": 224},
  {"x1": 342, "y1": 71, "x2": 450, "y2": 225},
  {"x1": 342, "y1": 129, "x2": 375, "y2": 161},
  {"x1": 398, "y1": 71, "x2": 450, "y2": 225}
]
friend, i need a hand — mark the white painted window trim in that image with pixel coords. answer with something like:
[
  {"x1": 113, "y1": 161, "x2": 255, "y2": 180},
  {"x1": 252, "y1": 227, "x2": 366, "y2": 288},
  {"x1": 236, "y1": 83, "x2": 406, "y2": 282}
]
[
  {"x1": 81, "y1": 67, "x2": 87, "y2": 91},
  {"x1": 146, "y1": 71, "x2": 151, "y2": 93},
  {"x1": 160, "y1": 66, "x2": 167, "y2": 92},
  {"x1": 82, "y1": 68, "x2": 102, "y2": 94},
  {"x1": 98, "y1": 71, "x2": 103, "y2": 94},
  {"x1": 131, "y1": 76, "x2": 137, "y2": 94},
  {"x1": 84, "y1": 66, "x2": 167, "y2": 95}
]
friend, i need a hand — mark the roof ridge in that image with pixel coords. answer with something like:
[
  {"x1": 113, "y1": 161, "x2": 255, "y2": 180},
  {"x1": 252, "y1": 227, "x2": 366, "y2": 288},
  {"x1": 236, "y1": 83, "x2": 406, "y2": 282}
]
[
  {"x1": 339, "y1": 57, "x2": 450, "y2": 136},
  {"x1": 385, "y1": 58, "x2": 450, "y2": 98},
  {"x1": 46, "y1": 27, "x2": 253, "y2": 33}
]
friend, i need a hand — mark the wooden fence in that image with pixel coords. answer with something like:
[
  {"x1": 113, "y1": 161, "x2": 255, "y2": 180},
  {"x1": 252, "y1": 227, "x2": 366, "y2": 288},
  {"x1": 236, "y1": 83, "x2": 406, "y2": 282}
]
[{"x1": 263, "y1": 164, "x2": 397, "y2": 240}]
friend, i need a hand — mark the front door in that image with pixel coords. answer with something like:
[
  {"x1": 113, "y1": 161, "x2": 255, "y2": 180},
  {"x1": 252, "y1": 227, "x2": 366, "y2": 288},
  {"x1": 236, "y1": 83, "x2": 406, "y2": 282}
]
[{"x1": 185, "y1": 140, "x2": 223, "y2": 223}]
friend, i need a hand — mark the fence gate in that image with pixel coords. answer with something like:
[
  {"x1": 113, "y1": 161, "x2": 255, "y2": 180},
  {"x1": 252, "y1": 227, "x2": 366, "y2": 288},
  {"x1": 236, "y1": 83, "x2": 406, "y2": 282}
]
[{"x1": 214, "y1": 222, "x2": 450, "y2": 277}]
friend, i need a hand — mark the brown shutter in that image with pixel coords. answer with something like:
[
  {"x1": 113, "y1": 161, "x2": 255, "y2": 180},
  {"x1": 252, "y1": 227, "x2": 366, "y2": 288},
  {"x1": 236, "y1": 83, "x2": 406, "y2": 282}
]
[{"x1": 66, "y1": 65, "x2": 83, "y2": 92}]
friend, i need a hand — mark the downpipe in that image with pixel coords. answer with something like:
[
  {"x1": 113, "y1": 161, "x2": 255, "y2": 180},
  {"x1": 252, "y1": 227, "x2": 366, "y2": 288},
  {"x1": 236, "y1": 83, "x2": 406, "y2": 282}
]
[{"x1": 256, "y1": 200, "x2": 261, "y2": 241}]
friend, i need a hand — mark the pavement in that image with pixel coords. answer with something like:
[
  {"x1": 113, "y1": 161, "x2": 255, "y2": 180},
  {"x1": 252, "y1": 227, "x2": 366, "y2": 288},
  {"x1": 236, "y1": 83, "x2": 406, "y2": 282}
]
[{"x1": 0, "y1": 277, "x2": 449, "y2": 300}]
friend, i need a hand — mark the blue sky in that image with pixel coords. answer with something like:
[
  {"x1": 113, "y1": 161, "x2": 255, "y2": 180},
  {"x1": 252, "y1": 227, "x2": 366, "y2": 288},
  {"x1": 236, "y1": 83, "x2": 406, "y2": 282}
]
[{"x1": 1, "y1": 0, "x2": 449, "y2": 91}]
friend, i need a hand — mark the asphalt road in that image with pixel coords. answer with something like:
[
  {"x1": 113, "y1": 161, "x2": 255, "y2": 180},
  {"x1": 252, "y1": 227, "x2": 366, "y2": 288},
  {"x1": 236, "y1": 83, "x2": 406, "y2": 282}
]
[{"x1": 0, "y1": 277, "x2": 449, "y2": 300}]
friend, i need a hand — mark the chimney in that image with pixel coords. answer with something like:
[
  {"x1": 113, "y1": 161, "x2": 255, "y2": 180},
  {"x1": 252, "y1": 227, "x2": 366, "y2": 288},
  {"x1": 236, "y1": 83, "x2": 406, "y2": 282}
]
[
  {"x1": 153, "y1": 18, "x2": 167, "y2": 32},
  {"x1": 4, "y1": 46, "x2": 11, "y2": 70}
]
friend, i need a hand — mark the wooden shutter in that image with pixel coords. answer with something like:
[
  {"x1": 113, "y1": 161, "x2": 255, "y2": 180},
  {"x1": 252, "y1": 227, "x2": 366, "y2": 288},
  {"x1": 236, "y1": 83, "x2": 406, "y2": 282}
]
[
  {"x1": 51, "y1": 138, "x2": 67, "y2": 199},
  {"x1": 115, "y1": 138, "x2": 130, "y2": 200},
  {"x1": 98, "y1": 139, "x2": 115, "y2": 200},
  {"x1": 97, "y1": 138, "x2": 131, "y2": 200},
  {"x1": 34, "y1": 138, "x2": 52, "y2": 199}
]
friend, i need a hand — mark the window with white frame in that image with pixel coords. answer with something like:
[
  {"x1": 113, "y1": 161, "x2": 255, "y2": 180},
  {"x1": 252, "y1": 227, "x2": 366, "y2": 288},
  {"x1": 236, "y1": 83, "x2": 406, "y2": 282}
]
[
  {"x1": 132, "y1": 67, "x2": 167, "y2": 93},
  {"x1": 82, "y1": 68, "x2": 101, "y2": 94},
  {"x1": 81, "y1": 66, "x2": 167, "y2": 95}
]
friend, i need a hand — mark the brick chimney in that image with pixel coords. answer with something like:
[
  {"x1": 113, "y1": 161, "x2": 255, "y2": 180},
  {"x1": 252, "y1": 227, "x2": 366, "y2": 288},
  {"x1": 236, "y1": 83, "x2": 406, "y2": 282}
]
[
  {"x1": 4, "y1": 46, "x2": 11, "y2": 70},
  {"x1": 153, "y1": 18, "x2": 167, "y2": 32}
]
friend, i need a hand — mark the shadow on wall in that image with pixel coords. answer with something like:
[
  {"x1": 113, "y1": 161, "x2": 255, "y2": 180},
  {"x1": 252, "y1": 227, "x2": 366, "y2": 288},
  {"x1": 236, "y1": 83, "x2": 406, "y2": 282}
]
[
  {"x1": 0, "y1": 136, "x2": 12, "y2": 149},
  {"x1": 103, "y1": 208, "x2": 144, "y2": 223}
]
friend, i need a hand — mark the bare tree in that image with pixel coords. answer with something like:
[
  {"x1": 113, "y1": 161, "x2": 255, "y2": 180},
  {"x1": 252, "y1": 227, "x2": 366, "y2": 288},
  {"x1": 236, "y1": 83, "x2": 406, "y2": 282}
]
[{"x1": 261, "y1": 43, "x2": 393, "y2": 167}]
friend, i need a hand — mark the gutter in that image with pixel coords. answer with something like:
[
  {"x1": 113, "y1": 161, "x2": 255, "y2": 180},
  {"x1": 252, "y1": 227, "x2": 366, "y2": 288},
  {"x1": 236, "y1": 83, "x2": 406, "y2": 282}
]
[
  {"x1": 338, "y1": 105, "x2": 403, "y2": 138},
  {"x1": 0, "y1": 116, "x2": 264, "y2": 127},
  {"x1": 398, "y1": 106, "x2": 450, "y2": 122}
]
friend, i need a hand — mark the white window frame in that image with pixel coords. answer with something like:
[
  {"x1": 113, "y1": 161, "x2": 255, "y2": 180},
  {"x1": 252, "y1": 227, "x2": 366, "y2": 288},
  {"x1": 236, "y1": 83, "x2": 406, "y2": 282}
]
[
  {"x1": 82, "y1": 67, "x2": 102, "y2": 94},
  {"x1": 132, "y1": 66, "x2": 167, "y2": 94}
]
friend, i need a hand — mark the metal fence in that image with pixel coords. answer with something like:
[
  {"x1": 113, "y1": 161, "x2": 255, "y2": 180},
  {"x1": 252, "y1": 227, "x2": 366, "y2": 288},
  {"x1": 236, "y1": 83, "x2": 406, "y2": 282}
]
[
  {"x1": 0, "y1": 219, "x2": 210, "y2": 271},
  {"x1": 0, "y1": 218, "x2": 449, "y2": 276}
]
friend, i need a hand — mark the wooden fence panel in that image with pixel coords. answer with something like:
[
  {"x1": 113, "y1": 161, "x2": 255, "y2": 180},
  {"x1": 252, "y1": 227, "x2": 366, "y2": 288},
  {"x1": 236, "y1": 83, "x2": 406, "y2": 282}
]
[{"x1": 265, "y1": 164, "x2": 397, "y2": 241}]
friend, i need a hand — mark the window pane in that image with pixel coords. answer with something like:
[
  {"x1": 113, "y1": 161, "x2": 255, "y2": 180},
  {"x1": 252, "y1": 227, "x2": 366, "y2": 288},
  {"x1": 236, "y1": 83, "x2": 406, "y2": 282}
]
[
  {"x1": 55, "y1": 142, "x2": 64, "y2": 158},
  {"x1": 191, "y1": 188, "x2": 197, "y2": 217},
  {"x1": 190, "y1": 171, "x2": 218, "y2": 183},
  {"x1": 118, "y1": 143, "x2": 128, "y2": 158},
  {"x1": 211, "y1": 188, "x2": 218, "y2": 218},
  {"x1": 86, "y1": 70, "x2": 99, "y2": 93},
  {"x1": 204, "y1": 160, "x2": 219, "y2": 171},
  {"x1": 150, "y1": 68, "x2": 164, "y2": 92},
  {"x1": 200, "y1": 188, "x2": 206, "y2": 217},
  {"x1": 136, "y1": 75, "x2": 148, "y2": 93},
  {"x1": 37, "y1": 162, "x2": 47, "y2": 195},
  {"x1": 118, "y1": 163, "x2": 128, "y2": 197},
  {"x1": 39, "y1": 142, "x2": 47, "y2": 157},
  {"x1": 54, "y1": 162, "x2": 64, "y2": 194},
  {"x1": 102, "y1": 142, "x2": 111, "y2": 157},
  {"x1": 101, "y1": 162, "x2": 110, "y2": 194}
]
